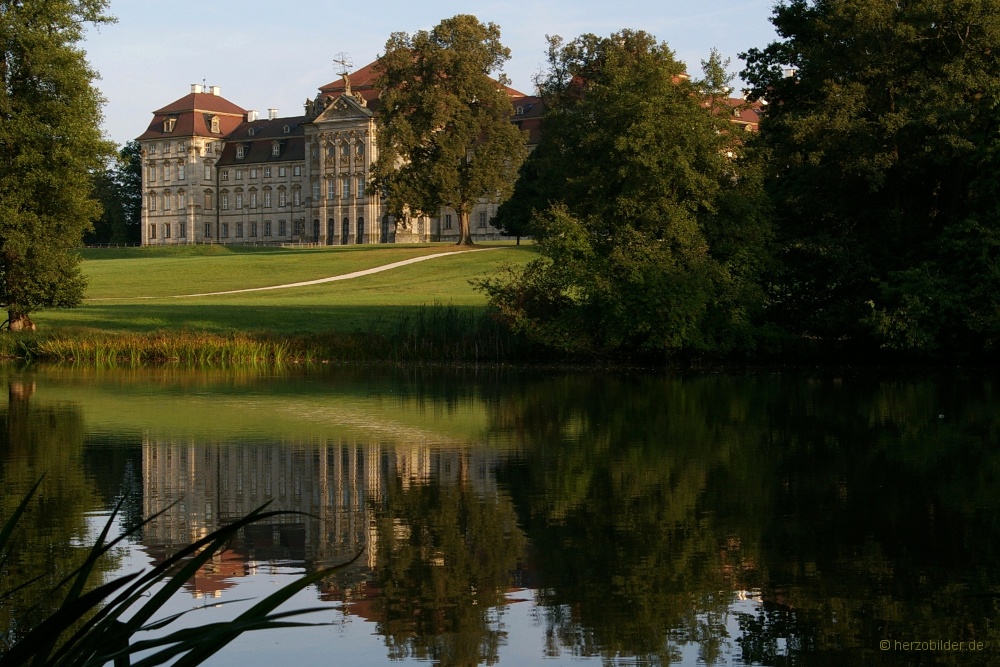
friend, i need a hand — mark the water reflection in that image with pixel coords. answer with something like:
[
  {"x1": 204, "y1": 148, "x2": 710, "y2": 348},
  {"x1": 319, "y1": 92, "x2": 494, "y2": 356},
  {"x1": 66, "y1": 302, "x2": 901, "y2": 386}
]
[{"x1": 1, "y1": 367, "x2": 999, "y2": 665}]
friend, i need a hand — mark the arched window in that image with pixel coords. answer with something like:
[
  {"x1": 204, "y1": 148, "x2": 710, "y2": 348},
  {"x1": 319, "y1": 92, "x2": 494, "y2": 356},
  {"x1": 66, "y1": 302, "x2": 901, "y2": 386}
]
[
  {"x1": 356, "y1": 217, "x2": 365, "y2": 244},
  {"x1": 341, "y1": 217, "x2": 349, "y2": 245}
]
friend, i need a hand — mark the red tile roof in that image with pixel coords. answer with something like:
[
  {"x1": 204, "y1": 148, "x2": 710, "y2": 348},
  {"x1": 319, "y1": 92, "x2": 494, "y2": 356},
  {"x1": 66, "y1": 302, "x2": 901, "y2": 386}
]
[
  {"x1": 138, "y1": 90, "x2": 247, "y2": 141},
  {"x1": 154, "y1": 92, "x2": 246, "y2": 116}
]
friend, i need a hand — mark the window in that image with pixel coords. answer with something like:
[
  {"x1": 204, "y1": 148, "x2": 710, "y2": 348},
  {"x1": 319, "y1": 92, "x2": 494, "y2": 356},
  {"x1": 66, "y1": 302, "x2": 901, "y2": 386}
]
[
  {"x1": 279, "y1": 166, "x2": 286, "y2": 177},
  {"x1": 264, "y1": 166, "x2": 271, "y2": 178},
  {"x1": 235, "y1": 193, "x2": 243, "y2": 209},
  {"x1": 178, "y1": 164, "x2": 185, "y2": 181},
  {"x1": 235, "y1": 169, "x2": 243, "y2": 180},
  {"x1": 164, "y1": 223, "x2": 171, "y2": 238},
  {"x1": 236, "y1": 222, "x2": 244, "y2": 238},
  {"x1": 272, "y1": 142, "x2": 280, "y2": 157},
  {"x1": 292, "y1": 189, "x2": 300, "y2": 206},
  {"x1": 221, "y1": 222, "x2": 229, "y2": 238},
  {"x1": 205, "y1": 191, "x2": 213, "y2": 209},
  {"x1": 211, "y1": 117, "x2": 220, "y2": 133},
  {"x1": 264, "y1": 221, "x2": 272, "y2": 236},
  {"x1": 179, "y1": 221, "x2": 186, "y2": 238},
  {"x1": 236, "y1": 146, "x2": 244, "y2": 159},
  {"x1": 294, "y1": 220, "x2": 304, "y2": 236},
  {"x1": 327, "y1": 180, "x2": 335, "y2": 200},
  {"x1": 164, "y1": 164, "x2": 171, "y2": 182},
  {"x1": 149, "y1": 145, "x2": 156, "y2": 155},
  {"x1": 163, "y1": 192, "x2": 171, "y2": 210},
  {"x1": 204, "y1": 165, "x2": 212, "y2": 180},
  {"x1": 221, "y1": 193, "x2": 229, "y2": 210},
  {"x1": 164, "y1": 118, "x2": 176, "y2": 133},
  {"x1": 148, "y1": 166, "x2": 156, "y2": 182},
  {"x1": 283, "y1": 125, "x2": 290, "y2": 134},
  {"x1": 444, "y1": 214, "x2": 452, "y2": 230},
  {"x1": 279, "y1": 220, "x2": 287, "y2": 236},
  {"x1": 264, "y1": 191, "x2": 271, "y2": 208},
  {"x1": 220, "y1": 169, "x2": 229, "y2": 181},
  {"x1": 327, "y1": 145, "x2": 335, "y2": 158},
  {"x1": 179, "y1": 192, "x2": 187, "y2": 210},
  {"x1": 278, "y1": 190, "x2": 286, "y2": 207},
  {"x1": 250, "y1": 221, "x2": 258, "y2": 237},
  {"x1": 204, "y1": 222, "x2": 211, "y2": 237},
  {"x1": 356, "y1": 142, "x2": 364, "y2": 157},
  {"x1": 249, "y1": 192, "x2": 257, "y2": 209},
  {"x1": 293, "y1": 165, "x2": 301, "y2": 176},
  {"x1": 341, "y1": 142, "x2": 349, "y2": 157},
  {"x1": 149, "y1": 224, "x2": 156, "y2": 239},
  {"x1": 478, "y1": 211, "x2": 487, "y2": 228},
  {"x1": 313, "y1": 181, "x2": 320, "y2": 200},
  {"x1": 148, "y1": 193, "x2": 156, "y2": 211},
  {"x1": 250, "y1": 168, "x2": 258, "y2": 179},
  {"x1": 356, "y1": 176, "x2": 365, "y2": 199},
  {"x1": 341, "y1": 177, "x2": 349, "y2": 199}
]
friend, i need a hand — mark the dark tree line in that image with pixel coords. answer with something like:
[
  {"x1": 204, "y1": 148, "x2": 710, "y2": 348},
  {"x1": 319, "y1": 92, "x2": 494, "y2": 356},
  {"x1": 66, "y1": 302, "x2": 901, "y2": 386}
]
[
  {"x1": 486, "y1": 1, "x2": 1000, "y2": 361},
  {"x1": 87, "y1": 140, "x2": 142, "y2": 245}
]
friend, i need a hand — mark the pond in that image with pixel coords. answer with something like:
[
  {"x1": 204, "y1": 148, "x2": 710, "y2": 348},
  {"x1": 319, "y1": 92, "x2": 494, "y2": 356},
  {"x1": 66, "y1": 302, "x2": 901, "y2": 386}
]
[{"x1": 1, "y1": 365, "x2": 998, "y2": 665}]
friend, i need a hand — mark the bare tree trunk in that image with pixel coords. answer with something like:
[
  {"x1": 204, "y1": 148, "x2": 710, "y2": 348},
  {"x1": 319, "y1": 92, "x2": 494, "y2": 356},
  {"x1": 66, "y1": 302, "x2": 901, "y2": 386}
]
[
  {"x1": 8, "y1": 309, "x2": 36, "y2": 332},
  {"x1": 456, "y1": 207, "x2": 475, "y2": 246}
]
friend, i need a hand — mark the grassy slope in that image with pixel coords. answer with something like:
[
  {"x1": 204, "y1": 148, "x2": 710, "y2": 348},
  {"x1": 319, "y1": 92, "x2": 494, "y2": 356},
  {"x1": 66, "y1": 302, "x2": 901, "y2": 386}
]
[{"x1": 34, "y1": 244, "x2": 538, "y2": 335}]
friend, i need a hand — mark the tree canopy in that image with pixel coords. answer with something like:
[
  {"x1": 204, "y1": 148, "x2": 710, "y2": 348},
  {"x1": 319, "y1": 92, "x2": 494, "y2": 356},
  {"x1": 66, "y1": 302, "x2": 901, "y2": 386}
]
[
  {"x1": 742, "y1": 0, "x2": 1000, "y2": 353},
  {"x1": 0, "y1": 0, "x2": 114, "y2": 329},
  {"x1": 371, "y1": 14, "x2": 527, "y2": 245},
  {"x1": 87, "y1": 140, "x2": 142, "y2": 245},
  {"x1": 479, "y1": 31, "x2": 771, "y2": 356}
]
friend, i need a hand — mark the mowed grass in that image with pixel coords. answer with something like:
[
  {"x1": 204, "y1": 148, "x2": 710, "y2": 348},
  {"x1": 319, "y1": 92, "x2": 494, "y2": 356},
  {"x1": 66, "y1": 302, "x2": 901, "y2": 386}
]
[{"x1": 33, "y1": 243, "x2": 539, "y2": 336}]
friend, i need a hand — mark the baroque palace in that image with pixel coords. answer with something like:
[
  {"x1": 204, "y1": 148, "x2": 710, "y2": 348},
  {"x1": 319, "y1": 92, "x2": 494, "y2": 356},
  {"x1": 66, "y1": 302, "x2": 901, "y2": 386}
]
[{"x1": 137, "y1": 63, "x2": 544, "y2": 246}]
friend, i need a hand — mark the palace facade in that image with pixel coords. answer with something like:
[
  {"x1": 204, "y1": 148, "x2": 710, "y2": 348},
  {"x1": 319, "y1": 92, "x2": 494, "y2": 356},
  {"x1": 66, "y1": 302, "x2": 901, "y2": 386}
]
[{"x1": 136, "y1": 63, "x2": 544, "y2": 246}]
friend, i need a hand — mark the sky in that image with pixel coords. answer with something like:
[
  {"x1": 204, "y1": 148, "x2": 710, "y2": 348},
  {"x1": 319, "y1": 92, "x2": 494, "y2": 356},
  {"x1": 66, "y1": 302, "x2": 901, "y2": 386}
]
[{"x1": 82, "y1": 0, "x2": 781, "y2": 146}]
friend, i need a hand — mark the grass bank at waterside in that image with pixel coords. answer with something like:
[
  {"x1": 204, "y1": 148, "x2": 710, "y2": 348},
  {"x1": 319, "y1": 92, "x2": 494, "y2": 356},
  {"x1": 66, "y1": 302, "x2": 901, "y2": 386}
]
[{"x1": 5, "y1": 243, "x2": 538, "y2": 364}]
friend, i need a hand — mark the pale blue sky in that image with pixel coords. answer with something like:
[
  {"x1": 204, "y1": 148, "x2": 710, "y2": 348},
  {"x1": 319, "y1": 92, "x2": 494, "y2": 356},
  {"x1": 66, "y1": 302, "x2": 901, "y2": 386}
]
[{"x1": 83, "y1": 0, "x2": 779, "y2": 145}]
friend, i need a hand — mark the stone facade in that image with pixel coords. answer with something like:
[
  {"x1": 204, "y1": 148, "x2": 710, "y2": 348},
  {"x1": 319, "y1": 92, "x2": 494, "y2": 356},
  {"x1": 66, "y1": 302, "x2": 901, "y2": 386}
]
[{"x1": 137, "y1": 66, "x2": 543, "y2": 246}]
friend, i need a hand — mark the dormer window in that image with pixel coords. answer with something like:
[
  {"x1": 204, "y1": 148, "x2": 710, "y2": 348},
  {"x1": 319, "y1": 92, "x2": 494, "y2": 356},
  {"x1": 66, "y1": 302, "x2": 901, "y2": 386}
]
[
  {"x1": 236, "y1": 145, "x2": 245, "y2": 159},
  {"x1": 210, "y1": 116, "x2": 220, "y2": 133},
  {"x1": 164, "y1": 118, "x2": 176, "y2": 133},
  {"x1": 272, "y1": 141, "x2": 280, "y2": 157},
  {"x1": 248, "y1": 128, "x2": 254, "y2": 136},
  {"x1": 515, "y1": 106, "x2": 524, "y2": 115},
  {"x1": 283, "y1": 125, "x2": 290, "y2": 134}
]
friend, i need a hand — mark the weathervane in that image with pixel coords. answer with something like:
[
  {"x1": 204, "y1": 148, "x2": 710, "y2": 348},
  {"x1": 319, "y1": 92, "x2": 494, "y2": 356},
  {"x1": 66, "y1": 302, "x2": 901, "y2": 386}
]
[{"x1": 333, "y1": 52, "x2": 354, "y2": 95}]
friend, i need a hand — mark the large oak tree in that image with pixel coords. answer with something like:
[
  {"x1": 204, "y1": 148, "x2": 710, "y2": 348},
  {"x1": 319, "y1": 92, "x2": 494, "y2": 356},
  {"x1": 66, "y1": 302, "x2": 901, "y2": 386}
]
[
  {"x1": 372, "y1": 15, "x2": 527, "y2": 246},
  {"x1": 479, "y1": 32, "x2": 771, "y2": 355},
  {"x1": 0, "y1": 0, "x2": 114, "y2": 330}
]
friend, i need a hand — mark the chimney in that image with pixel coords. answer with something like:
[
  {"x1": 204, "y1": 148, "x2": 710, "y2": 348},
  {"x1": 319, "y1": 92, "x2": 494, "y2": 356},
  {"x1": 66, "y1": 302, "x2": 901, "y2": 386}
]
[
  {"x1": 191, "y1": 83, "x2": 204, "y2": 94},
  {"x1": 247, "y1": 110, "x2": 258, "y2": 122},
  {"x1": 268, "y1": 108, "x2": 278, "y2": 120},
  {"x1": 209, "y1": 85, "x2": 221, "y2": 96}
]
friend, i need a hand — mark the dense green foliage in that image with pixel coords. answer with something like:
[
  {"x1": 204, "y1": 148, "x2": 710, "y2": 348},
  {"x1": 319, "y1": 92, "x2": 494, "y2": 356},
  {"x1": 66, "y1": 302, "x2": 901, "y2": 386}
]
[
  {"x1": 742, "y1": 0, "x2": 1000, "y2": 355},
  {"x1": 479, "y1": 32, "x2": 771, "y2": 356},
  {"x1": 372, "y1": 15, "x2": 527, "y2": 246},
  {"x1": 0, "y1": 0, "x2": 115, "y2": 330},
  {"x1": 87, "y1": 141, "x2": 141, "y2": 245}
]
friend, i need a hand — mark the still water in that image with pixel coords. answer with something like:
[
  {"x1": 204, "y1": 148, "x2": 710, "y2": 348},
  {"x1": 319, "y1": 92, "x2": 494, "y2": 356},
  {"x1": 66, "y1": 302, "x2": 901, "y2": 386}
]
[{"x1": 1, "y1": 365, "x2": 998, "y2": 665}]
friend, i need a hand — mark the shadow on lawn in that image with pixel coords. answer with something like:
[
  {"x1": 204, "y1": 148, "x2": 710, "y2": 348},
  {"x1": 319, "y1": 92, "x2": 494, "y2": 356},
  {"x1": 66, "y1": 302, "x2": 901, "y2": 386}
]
[{"x1": 35, "y1": 303, "x2": 486, "y2": 336}]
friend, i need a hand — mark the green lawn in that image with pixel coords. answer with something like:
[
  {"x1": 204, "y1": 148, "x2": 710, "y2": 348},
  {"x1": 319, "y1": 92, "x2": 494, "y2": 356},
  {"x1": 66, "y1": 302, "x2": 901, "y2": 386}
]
[{"x1": 34, "y1": 243, "x2": 538, "y2": 335}]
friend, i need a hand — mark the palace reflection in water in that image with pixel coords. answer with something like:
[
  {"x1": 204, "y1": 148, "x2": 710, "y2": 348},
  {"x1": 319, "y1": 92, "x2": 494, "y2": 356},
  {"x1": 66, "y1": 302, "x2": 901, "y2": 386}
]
[
  {"x1": 3, "y1": 367, "x2": 1000, "y2": 665},
  {"x1": 141, "y1": 437, "x2": 503, "y2": 600}
]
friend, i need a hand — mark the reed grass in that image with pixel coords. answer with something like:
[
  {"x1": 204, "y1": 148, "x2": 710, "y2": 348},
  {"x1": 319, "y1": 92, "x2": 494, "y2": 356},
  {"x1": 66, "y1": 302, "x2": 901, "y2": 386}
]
[{"x1": 2, "y1": 304, "x2": 529, "y2": 367}]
